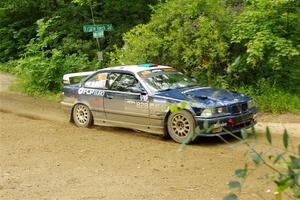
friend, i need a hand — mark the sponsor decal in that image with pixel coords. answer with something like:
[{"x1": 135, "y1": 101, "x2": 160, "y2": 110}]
[
  {"x1": 95, "y1": 73, "x2": 107, "y2": 81},
  {"x1": 139, "y1": 68, "x2": 177, "y2": 78},
  {"x1": 151, "y1": 69, "x2": 162, "y2": 73},
  {"x1": 78, "y1": 88, "x2": 105, "y2": 96},
  {"x1": 89, "y1": 98, "x2": 103, "y2": 106},
  {"x1": 85, "y1": 80, "x2": 106, "y2": 88},
  {"x1": 125, "y1": 100, "x2": 149, "y2": 109},
  {"x1": 150, "y1": 103, "x2": 166, "y2": 112},
  {"x1": 140, "y1": 71, "x2": 152, "y2": 77},
  {"x1": 125, "y1": 100, "x2": 136, "y2": 105},
  {"x1": 162, "y1": 68, "x2": 177, "y2": 72},
  {"x1": 140, "y1": 95, "x2": 148, "y2": 101},
  {"x1": 136, "y1": 101, "x2": 148, "y2": 109},
  {"x1": 153, "y1": 98, "x2": 167, "y2": 104}
]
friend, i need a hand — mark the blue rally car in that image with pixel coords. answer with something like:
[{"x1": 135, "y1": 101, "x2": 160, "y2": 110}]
[{"x1": 61, "y1": 64, "x2": 256, "y2": 143}]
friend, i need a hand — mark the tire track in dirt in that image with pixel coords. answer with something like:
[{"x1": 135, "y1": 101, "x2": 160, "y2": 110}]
[
  {"x1": 1, "y1": 72, "x2": 300, "y2": 200},
  {"x1": 0, "y1": 107, "x2": 44, "y2": 121}
]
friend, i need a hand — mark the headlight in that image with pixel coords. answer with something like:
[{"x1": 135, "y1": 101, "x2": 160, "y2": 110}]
[
  {"x1": 201, "y1": 107, "x2": 228, "y2": 116},
  {"x1": 201, "y1": 108, "x2": 213, "y2": 117},
  {"x1": 248, "y1": 100, "x2": 255, "y2": 108},
  {"x1": 216, "y1": 107, "x2": 228, "y2": 114}
]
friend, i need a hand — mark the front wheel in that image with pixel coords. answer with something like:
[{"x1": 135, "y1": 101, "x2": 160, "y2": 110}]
[
  {"x1": 72, "y1": 104, "x2": 93, "y2": 127},
  {"x1": 167, "y1": 110, "x2": 196, "y2": 144}
]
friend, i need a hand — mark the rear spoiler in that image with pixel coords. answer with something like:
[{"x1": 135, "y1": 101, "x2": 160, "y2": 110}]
[{"x1": 63, "y1": 71, "x2": 95, "y2": 85}]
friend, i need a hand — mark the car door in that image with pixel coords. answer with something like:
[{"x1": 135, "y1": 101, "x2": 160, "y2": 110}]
[
  {"x1": 79, "y1": 72, "x2": 108, "y2": 120},
  {"x1": 104, "y1": 72, "x2": 150, "y2": 127}
]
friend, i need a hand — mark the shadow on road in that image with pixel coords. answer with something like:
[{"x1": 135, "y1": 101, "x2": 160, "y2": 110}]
[{"x1": 93, "y1": 124, "x2": 242, "y2": 146}]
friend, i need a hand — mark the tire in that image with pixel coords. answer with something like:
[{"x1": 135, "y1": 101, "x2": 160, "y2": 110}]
[
  {"x1": 72, "y1": 104, "x2": 93, "y2": 128},
  {"x1": 167, "y1": 110, "x2": 196, "y2": 144}
]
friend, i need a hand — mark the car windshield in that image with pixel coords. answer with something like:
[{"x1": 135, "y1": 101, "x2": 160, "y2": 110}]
[{"x1": 141, "y1": 71, "x2": 198, "y2": 92}]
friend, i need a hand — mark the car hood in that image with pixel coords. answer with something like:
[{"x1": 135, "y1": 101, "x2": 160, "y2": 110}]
[{"x1": 155, "y1": 87, "x2": 250, "y2": 107}]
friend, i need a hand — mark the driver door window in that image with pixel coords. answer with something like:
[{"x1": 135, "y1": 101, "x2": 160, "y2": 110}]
[{"x1": 108, "y1": 73, "x2": 139, "y2": 92}]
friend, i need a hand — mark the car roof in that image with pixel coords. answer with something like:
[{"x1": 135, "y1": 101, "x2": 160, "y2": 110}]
[{"x1": 99, "y1": 64, "x2": 172, "y2": 74}]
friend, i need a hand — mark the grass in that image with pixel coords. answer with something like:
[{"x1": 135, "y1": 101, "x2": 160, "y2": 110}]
[
  {"x1": 9, "y1": 80, "x2": 61, "y2": 102},
  {"x1": 2, "y1": 65, "x2": 300, "y2": 114},
  {"x1": 236, "y1": 85, "x2": 300, "y2": 115}
]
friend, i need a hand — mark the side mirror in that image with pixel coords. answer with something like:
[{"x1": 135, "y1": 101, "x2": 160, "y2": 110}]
[{"x1": 131, "y1": 86, "x2": 147, "y2": 95}]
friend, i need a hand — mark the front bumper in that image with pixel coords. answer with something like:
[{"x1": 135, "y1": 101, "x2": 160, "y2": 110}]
[{"x1": 195, "y1": 107, "x2": 257, "y2": 137}]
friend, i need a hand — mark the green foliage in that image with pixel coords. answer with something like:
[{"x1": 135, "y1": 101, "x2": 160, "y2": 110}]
[
  {"x1": 112, "y1": 0, "x2": 230, "y2": 85},
  {"x1": 0, "y1": 0, "x2": 157, "y2": 94},
  {"x1": 283, "y1": 129, "x2": 288, "y2": 149},
  {"x1": 234, "y1": 164, "x2": 248, "y2": 178},
  {"x1": 7, "y1": 16, "x2": 95, "y2": 94},
  {"x1": 241, "y1": 129, "x2": 248, "y2": 140},
  {"x1": 236, "y1": 79, "x2": 300, "y2": 114},
  {"x1": 0, "y1": 1, "x2": 44, "y2": 62},
  {"x1": 229, "y1": 0, "x2": 300, "y2": 90},
  {"x1": 224, "y1": 127, "x2": 300, "y2": 199},
  {"x1": 109, "y1": 0, "x2": 300, "y2": 114},
  {"x1": 14, "y1": 52, "x2": 92, "y2": 94},
  {"x1": 228, "y1": 181, "x2": 241, "y2": 190},
  {"x1": 223, "y1": 193, "x2": 238, "y2": 200},
  {"x1": 1, "y1": 0, "x2": 299, "y2": 114},
  {"x1": 266, "y1": 127, "x2": 272, "y2": 145}
]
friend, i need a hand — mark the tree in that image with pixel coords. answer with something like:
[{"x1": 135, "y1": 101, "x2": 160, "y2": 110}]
[
  {"x1": 228, "y1": 0, "x2": 300, "y2": 91},
  {"x1": 111, "y1": 0, "x2": 231, "y2": 85}
]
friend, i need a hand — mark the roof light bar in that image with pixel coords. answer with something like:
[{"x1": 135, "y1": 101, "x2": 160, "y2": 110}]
[{"x1": 138, "y1": 63, "x2": 158, "y2": 67}]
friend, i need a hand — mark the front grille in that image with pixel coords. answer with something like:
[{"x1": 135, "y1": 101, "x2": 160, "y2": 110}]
[{"x1": 231, "y1": 102, "x2": 248, "y2": 114}]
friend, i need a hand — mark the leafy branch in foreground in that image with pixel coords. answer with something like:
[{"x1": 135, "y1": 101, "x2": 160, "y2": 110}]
[
  {"x1": 169, "y1": 97, "x2": 299, "y2": 199},
  {"x1": 172, "y1": 104, "x2": 299, "y2": 199},
  {"x1": 222, "y1": 127, "x2": 300, "y2": 200}
]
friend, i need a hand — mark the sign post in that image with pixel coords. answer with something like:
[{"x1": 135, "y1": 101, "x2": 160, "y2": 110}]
[
  {"x1": 83, "y1": 24, "x2": 113, "y2": 62},
  {"x1": 83, "y1": 24, "x2": 113, "y2": 33},
  {"x1": 92, "y1": 31, "x2": 104, "y2": 39}
]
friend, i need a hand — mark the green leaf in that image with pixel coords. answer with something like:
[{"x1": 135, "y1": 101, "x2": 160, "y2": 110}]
[
  {"x1": 228, "y1": 181, "x2": 241, "y2": 190},
  {"x1": 241, "y1": 129, "x2": 248, "y2": 140},
  {"x1": 194, "y1": 126, "x2": 201, "y2": 135},
  {"x1": 283, "y1": 129, "x2": 288, "y2": 149},
  {"x1": 169, "y1": 105, "x2": 178, "y2": 113},
  {"x1": 235, "y1": 164, "x2": 247, "y2": 178},
  {"x1": 274, "y1": 152, "x2": 286, "y2": 164},
  {"x1": 223, "y1": 193, "x2": 238, "y2": 200},
  {"x1": 293, "y1": 186, "x2": 300, "y2": 198},
  {"x1": 298, "y1": 145, "x2": 300, "y2": 156},
  {"x1": 179, "y1": 101, "x2": 186, "y2": 109},
  {"x1": 244, "y1": 143, "x2": 256, "y2": 157},
  {"x1": 203, "y1": 120, "x2": 209, "y2": 130},
  {"x1": 290, "y1": 156, "x2": 300, "y2": 169},
  {"x1": 251, "y1": 126, "x2": 257, "y2": 141},
  {"x1": 252, "y1": 154, "x2": 262, "y2": 165},
  {"x1": 266, "y1": 126, "x2": 272, "y2": 145},
  {"x1": 275, "y1": 178, "x2": 290, "y2": 192}
]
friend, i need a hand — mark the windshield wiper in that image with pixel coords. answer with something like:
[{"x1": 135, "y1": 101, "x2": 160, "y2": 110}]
[{"x1": 159, "y1": 88, "x2": 173, "y2": 92}]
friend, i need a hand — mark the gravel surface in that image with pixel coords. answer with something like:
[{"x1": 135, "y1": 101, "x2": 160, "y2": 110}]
[{"x1": 0, "y1": 72, "x2": 299, "y2": 200}]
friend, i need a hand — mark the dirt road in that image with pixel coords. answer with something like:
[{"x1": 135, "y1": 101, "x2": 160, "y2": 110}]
[{"x1": 0, "y1": 72, "x2": 299, "y2": 200}]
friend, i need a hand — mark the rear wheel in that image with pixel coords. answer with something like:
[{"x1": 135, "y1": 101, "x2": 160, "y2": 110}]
[
  {"x1": 73, "y1": 104, "x2": 93, "y2": 127},
  {"x1": 167, "y1": 110, "x2": 195, "y2": 143}
]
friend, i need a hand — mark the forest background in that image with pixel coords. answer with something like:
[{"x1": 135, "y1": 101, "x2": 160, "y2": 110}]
[{"x1": 0, "y1": 0, "x2": 299, "y2": 114}]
